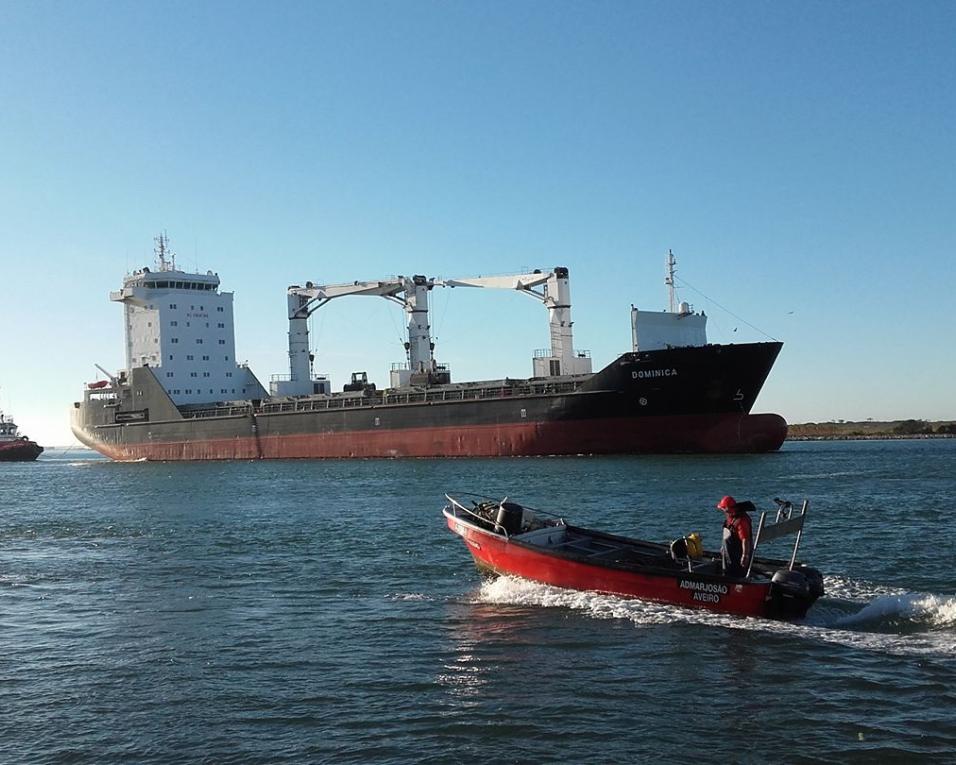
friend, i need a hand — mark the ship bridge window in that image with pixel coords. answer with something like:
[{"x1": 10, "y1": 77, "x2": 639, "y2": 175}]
[
  {"x1": 169, "y1": 303, "x2": 177, "y2": 309},
  {"x1": 157, "y1": 281, "x2": 168, "y2": 288},
  {"x1": 175, "y1": 282, "x2": 183, "y2": 288}
]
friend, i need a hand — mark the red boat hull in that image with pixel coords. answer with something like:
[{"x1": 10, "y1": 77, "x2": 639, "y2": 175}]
[
  {"x1": 0, "y1": 440, "x2": 44, "y2": 462},
  {"x1": 445, "y1": 512, "x2": 777, "y2": 618}
]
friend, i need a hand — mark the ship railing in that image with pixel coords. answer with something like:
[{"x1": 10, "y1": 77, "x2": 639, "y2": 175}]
[
  {"x1": 86, "y1": 391, "x2": 118, "y2": 402},
  {"x1": 179, "y1": 379, "x2": 588, "y2": 419},
  {"x1": 181, "y1": 404, "x2": 255, "y2": 419},
  {"x1": 534, "y1": 348, "x2": 591, "y2": 359}
]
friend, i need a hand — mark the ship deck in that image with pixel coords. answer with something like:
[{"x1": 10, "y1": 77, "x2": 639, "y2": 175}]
[{"x1": 180, "y1": 377, "x2": 593, "y2": 421}]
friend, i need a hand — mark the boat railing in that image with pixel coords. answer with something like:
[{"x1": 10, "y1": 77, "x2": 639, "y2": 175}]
[
  {"x1": 179, "y1": 379, "x2": 589, "y2": 420},
  {"x1": 745, "y1": 498, "x2": 808, "y2": 578},
  {"x1": 447, "y1": 491, "x2": 567, "y2": 521},
  {"x1": 445, "y1": 494, "x2": 505, "y2": 534}
]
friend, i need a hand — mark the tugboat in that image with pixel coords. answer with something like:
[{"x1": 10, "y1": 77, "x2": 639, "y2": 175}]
[
  {"x1": 0, "y1": 411, "x2": 44, "y2": 461},
  {"x1": 443, "y1": 494, "x2": 824, "y2": 619}
]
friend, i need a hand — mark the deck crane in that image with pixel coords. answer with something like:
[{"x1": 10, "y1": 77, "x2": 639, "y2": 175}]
[
  {"x1": 275, "y1": 266, "x2": 590, "y2": 397},
  {"x1": 440, "y1": 267, "x2": 591, "y2": 377},
  {"x1": 275, "y1": 275, "x2": 445, "y2": 396}
]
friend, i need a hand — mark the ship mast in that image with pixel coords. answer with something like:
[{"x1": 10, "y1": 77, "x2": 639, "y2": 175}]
[{"x1": 665, "y1": 249, "x2": 678, "y2": 313}]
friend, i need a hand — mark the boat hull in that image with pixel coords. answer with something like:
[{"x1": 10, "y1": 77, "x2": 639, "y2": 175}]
[
  {"x1": 444, "y1": 511, "x2": 815, "y2": 619},
  {"x1": 0, "y1": 440, "x2": 44, "y2": 462}
]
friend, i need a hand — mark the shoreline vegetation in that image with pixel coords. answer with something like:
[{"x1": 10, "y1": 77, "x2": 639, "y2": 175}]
[{"x1": 786, "y1": 419, "x2": 956, "y2": 441}]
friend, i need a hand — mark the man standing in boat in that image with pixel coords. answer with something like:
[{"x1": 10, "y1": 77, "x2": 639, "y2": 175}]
[{"x1": 717, "y1": 496, "x2": 754, "y2": 577}]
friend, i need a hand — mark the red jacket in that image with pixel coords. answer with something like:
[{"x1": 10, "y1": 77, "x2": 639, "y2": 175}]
[{"x1": 724, "y1": 509, "x2": 753, "y2": 543}]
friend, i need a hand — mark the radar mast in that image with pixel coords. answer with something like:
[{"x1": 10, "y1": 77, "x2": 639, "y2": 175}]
[{"x1": 154, "y1": 232, "x2": 177, "y2": 272}]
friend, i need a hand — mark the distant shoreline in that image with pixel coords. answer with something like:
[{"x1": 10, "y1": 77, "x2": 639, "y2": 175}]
[
  {"x1": 786, "y1": 419, "x2": 955, "y2": 441},
  {"x1": 787, "y1": 433, "x2": 955, "y2": 441}
]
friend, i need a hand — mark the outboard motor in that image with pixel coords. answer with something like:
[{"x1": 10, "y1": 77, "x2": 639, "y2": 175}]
[
  {"x1": 801, "y1": 567, "x2": 825, "y2": 598},
  {"x1": 771, "y1": 569, "x2": 810, "y2": 598},
  {"x1": 495, "y1": 502, "x2": 525, "y2": 535}
]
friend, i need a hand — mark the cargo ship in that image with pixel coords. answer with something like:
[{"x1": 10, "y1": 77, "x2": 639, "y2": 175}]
[
  {"x1": 71, "y1": 237, "x2": 786, "y2": 460},
  {"x1": 0, "y1": 411, "x2": 44, "y2": 461}
]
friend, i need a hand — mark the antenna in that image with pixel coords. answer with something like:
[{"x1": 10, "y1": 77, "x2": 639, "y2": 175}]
[
  {"x1": 665, "y1": 249, "x2": 678, "y2": 313},
  {"x1": 154, "y1": 231, "x2": 177, "y2": 272}
]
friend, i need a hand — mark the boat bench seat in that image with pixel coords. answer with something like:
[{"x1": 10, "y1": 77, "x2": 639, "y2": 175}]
[
  {"x1": 551, "y1": 539, "x2": 618, "y2": 555},
  {"x1": 515, "y1": 525, "x2": 568, "y2": 546}
]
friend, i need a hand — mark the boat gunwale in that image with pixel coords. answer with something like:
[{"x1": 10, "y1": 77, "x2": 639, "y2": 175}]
[{"x1": 442, "y1": 505, "x2": 776, "y2": 587}]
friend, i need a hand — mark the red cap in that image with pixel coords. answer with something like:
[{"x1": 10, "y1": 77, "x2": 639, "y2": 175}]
[{"x1": 717, "y1": 495, "x2": 737, "y2": 510}]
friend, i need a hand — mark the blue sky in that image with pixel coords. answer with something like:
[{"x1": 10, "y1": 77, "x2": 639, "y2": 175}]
[{"x1": 1, "y1": 1, "x2": 954, "y2": 446}]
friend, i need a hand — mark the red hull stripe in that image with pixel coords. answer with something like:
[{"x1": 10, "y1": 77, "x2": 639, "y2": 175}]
[{"x1": 83, "y1": 414, "x2": 786, "y2": 461}]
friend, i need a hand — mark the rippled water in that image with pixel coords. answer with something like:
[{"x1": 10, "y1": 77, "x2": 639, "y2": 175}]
[{"x1": 2, "y1": 440, "x2": 955, "y2": 763}]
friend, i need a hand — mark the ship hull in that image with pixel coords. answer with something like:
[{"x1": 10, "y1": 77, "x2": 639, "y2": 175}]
[
  {"x1": 0, "y1": 441, "x2": 44, "y2": 462},
  {"x1": 72, "y1": 342, "x2": 787, "y2": 461}
]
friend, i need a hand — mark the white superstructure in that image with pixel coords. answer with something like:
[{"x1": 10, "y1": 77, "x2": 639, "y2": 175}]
[
  {"x1": 631, "y1": 250, "x2": 708, "y2": 351},
  {"x1": 0, "y1": 412, "x2": 23, "y2": 441},
  {"x1": 110, "y1": 234, "x2": 266, "y2": 406}
]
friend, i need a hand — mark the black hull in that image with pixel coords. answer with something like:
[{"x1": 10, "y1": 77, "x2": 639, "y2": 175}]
[{"x1": 72, "y1": 342, "x2": 786, "y2": 460}]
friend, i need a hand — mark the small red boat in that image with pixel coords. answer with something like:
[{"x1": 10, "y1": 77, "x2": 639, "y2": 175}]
[{"x1": 444, "y1": 494, "x2": 823, "y2": 619}]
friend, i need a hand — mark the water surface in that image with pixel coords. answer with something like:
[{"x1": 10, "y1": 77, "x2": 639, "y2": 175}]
[{"x1": 2, "y1": 441, "x2": 954, "y2": 762}]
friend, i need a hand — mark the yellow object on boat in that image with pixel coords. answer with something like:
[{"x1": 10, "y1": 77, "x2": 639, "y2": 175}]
[{"x1": 685, "y1": 532, "x2": 703, "y2": 559}]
